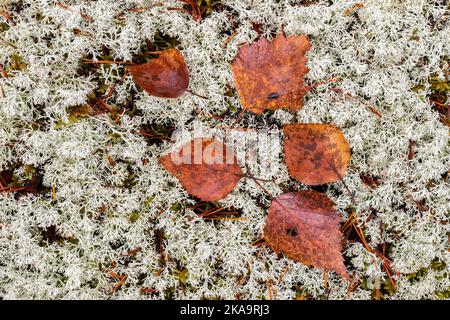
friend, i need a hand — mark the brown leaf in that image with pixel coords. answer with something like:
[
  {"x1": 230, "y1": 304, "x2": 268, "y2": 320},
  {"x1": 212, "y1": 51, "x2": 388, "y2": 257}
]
[
  {"x1": 128, "y1": 48, "x2": 189, "y2": 98},
  {"x1": 159, "y1": 138, "x2": 242, "y2": 201},
  {"x1": 283, "y1": 123, "x2": 351, "y2": 185},
  {"x1": 264, "y1": 190, "x2": 349, "y2": 279},
  {"x1": 231, "y1": 33, "x2": 312, "y2": 114}
]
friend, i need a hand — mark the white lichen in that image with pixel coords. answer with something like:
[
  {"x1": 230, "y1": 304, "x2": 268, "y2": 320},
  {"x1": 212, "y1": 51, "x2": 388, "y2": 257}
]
[{"x1": 0, "y1": 0, "x2": 448, "y2": 299}]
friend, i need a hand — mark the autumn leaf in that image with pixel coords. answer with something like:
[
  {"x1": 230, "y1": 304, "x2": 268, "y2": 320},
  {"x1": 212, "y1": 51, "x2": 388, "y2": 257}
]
[
  {"x1": 128, "y1": 48, "x2": 189, "y2": 98},
  {"x1": 283, "y1": 123, "x2": 350, "y2": 185},
  {"x1": 231, "y1": 33, "x2": 311, "y2": 114},
  {"x1": 159, "y1": 138, "x2": 242, "y2": 201},
  {"x1": 264, "y1": 190, "x2": 349, "y2": 280}
]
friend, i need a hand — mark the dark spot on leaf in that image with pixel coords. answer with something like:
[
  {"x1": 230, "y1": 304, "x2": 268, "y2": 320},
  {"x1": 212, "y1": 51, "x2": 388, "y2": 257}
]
[
  {"x1": 313, "y1": 153, "x2": 323, "y2": 161},
  {"x1": 286, "y1": 228, "x2": 298, "y2": 237},
  {"x1": 268, "y1": 92, "x2": 280, "y2": 100}
]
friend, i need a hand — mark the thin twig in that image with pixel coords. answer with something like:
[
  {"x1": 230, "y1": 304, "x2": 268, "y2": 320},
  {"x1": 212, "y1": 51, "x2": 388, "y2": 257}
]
[
  {"x1": 306, "y1": 76, "x2": 340, "y2": 91},
  {"x1": 202, "y1": 217, "x2": 246, "y2": 221},
  {"x1": 222, "y1": 31, "x2": 238, "y2": 47},
  {"x1": 277, "y1": 265, "x2": 290, "y2": 284},
  {"x1": 186, "y1": 89, "x2": 208, "y2": 99},
  {"x1": 408, "y1": 140, "x2": 416, "y2": 161},
  {"x1": 228, "y1": 107, "x2": 247, "y2": 128},
  {"x1": 82, "y1": 59, "x2": 133, "y2": 65},
  {"x1": 0, "y1": 38, "x2": 16, "y2": 49},
  {"x1": 140, "y1": 288, "x2": 158, "y2": 294},
  {"x1": 113, "y1": 274, "x2": 128, "y2": 292},
  {"x1": 0, "y1": 9, "x2": 15, "y2": 25},
  {"x1": 330, "y1": 88, "x2": 382, "y2": 118},
  {"x1": 238, "y1": 172, "x2": 276, "y2": 183},
  {"x1": 56, "y1": 2, "x2": 94, "y2": 22},
  {"x1": 105, "y1": 70, "x2": 130, "y2": 99},
  {"x1": 126, "y1": 5, "x2": 153, "y2": 12},
  {"x1": 0, "y1": 64, "x2": 9, "y2": 78}
]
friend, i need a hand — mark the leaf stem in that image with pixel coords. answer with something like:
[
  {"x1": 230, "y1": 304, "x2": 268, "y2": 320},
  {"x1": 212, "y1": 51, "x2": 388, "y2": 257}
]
[{"x1": 186, "y1": 89, "x2": 208, "y2": 99}]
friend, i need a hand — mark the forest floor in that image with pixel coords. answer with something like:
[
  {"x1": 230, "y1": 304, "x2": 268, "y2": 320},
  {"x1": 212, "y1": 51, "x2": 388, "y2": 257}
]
[{"x1": 0, "y1": 0, "x2": 449, "y2": 299}]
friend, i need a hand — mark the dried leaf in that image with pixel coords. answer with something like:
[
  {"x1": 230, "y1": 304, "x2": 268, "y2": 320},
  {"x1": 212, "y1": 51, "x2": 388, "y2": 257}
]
[
  {"x1": 128, "y1": 48, "x2": 189, "y2": 98},
  {"x1": 284, "y1": 123, "x2": 350, "y2": 185},
  {"x1": 264, "y1": 190, "x2": 349, "y2": 279},
  {"x1": 343, "y1": 3, "x2": 364, "y2": 16},
  {"x1": 159, "y1": 138, "x2": 242, "y2": 201},
  {"x1": 231, "y1": 33, "x2": 311, "y2": 114}
]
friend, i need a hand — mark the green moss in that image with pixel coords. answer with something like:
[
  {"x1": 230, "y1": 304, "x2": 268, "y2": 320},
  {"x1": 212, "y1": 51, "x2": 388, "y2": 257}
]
[
  {"x1": 54, "y1": 120, "x2": 68, "y2": 129},
  {"x1": 0, "y1": 22, "x2": 9, "y2": 33},
  {"x1": 34, "y1": 11, "x2": 45, "y2": 21},
  {"x1": 123, "y1": 168, "x2": 137, "y2": 189},
  {"x1": 53, "y1": 105, "x2": 92, "y2": 128},
  {"x1": 173, "y1": 267, "x2": 189, "y2": 285},
  {"x1": 170, "y1": 202, "x2": 184, "y2": 212},
  {"x1": 132, "y1": 31, "x2": 180, "y2": 65},
  {"x1": 409, "y1": 28, "x2": 420, "y2": 41},
  {"x1": 358, "y1": 277, "x2": 395, "y2": 300},
  {"x1": 143, "y1": 195, "x2": 155, "y2": 207},
  {"x1": 140, "y1": 123, "x2": 175, "y2": 146},
  {"x1": 66, "y1": 236, "x2": 80, "y2": 245},
  {"x1": 406, "y1": 258, "x2": 447, "y2": 284},
  {"x1": 151, "y1": 31, "x2": 180, "y2": 52},
  {"x1": 435, "y1": 289, "x2": 450, "y2": 299},
  {"x1": 107, "y1": 132, "x2": 121, "y2": 144},
  {"x1": 9, "y1": 53, "x2": 28, "y2": 71},
  {"x1": 22, "y1": 164, "x2": 37, "y2": 180},
  {"x1": 163, "y1": 286, "x2": 175, "y2": 299},
  {"x1": 412, "y1": 71, "x2": 449, "y2": 126},
  {"x1": 129, "y1": 211, "x2": 140, "y2": 223},
  {"x1": 293, "y1": 285, "x2": 312, "y2": 300},
  {"x1": 200, "y1": 0, "x2": 221, "y2": 15}
]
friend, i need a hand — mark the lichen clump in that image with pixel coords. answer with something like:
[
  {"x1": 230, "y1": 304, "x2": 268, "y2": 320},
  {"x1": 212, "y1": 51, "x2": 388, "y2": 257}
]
[{"x1": 0, "y1": 0, "x2": 449, "y2": 299}]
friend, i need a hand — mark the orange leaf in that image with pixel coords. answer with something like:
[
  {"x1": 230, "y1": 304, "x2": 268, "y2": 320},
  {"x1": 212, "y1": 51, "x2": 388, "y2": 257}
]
[
  {"x1": 160, "y1": 138, "x2": 242, "y2": 201},
  {"x1": 128, "y1": 48, "x2": 189, "y2": 98},
  {"x1": 283, "y1": 123, "x2": 351, "y2": 185},
  {"x1": 264, "y1": 190, "x2": 349, "y2": 280},
  {"x1": 231, "y1": 33, "x2": 312, "y2": 114}
]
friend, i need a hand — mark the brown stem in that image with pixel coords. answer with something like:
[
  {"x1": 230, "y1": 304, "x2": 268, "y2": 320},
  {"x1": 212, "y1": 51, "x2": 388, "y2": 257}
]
[
  {"x1": 186, "y1": 89, "x2": 208, "y2": 99},
  {"x1": 329, "y1": 88, "x2": 382, "y2": 118},
  {"x1": 82, "y1": 59, "x2": 134, "y2": 65},
  {"x1": 228, "y1": 107, "x2": 247, "y2": 128},
  {"x1": 0, "y1": 38, "x2": 17, "y2": 49},
  {"x1": 56, "y1": 2, "x2": 94, "y2": 22},
  {"x1": 238, "y1": 171, "x2": 276, "y2": 183},
  {"x1": 250, "y1": 177, "x2": 275, "y2": 199},
  {"x1": 306, "y1": 76, "x2": 340, "y2": 91},
  {"x1": 222, "y1": 31, "x2": 238, "y2": 47}
]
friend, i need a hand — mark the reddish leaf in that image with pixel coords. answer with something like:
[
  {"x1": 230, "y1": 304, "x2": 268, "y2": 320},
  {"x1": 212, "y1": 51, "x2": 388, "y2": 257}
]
[
  {"x1": 159, "y1": 138, "x2": 242, "y2": 201},
  {"x1": 284, "y1": 123, "x2": 351, "y2": 185},
  {"x1": 264, "y1": 190, "x2": 349, "y2": 279},
  {"x1": 231, "y1": 33, "x2": 311, "y2": 114},
  {"x1": 128, "y1": 48, "x2": 189, "y2": 98}
]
